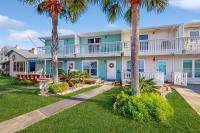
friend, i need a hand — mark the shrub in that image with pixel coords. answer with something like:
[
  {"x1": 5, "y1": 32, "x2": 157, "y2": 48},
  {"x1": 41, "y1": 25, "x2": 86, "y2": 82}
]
[
  {"x1": 49, "y1": 82, "x2": 69, "y2": 94},
  {"x1": 13, "y1": 80, "x2": 34, "y2": 86},
  {"x1": 113, "y1": 91, "x2": 174, "y2": 122}
]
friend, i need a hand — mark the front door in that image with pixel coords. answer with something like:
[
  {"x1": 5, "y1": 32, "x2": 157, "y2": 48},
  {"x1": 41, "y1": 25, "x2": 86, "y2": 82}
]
[
  {"x1": 107, "y1": 60, "x2": 116, "y2": 80},
  {"x1": 156, "y1": 60, "x2": 167, "y2": 80}
]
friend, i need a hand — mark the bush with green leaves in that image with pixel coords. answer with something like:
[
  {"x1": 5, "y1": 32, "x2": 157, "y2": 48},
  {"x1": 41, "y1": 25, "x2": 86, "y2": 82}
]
[
  {"x1": 49, "y1": 82, "x2": 69, "y2": 94},
  {"x1": 126, "y1": 78, "x2": 159, "y2": 94},
  {"x1": 61, "y1": 70, "x2": 91, "y2": 87},
  {"x1": 113, "y1": 91, "x2": 174, "y2": 122},
  {"x1": 12, "y1": 80, "x2": 34, "y2": 86}
]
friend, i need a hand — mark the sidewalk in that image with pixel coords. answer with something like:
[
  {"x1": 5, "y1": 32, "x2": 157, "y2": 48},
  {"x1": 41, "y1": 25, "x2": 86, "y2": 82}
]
[
  {"x1": 0, "y1": 84, "x2": 113, "y2": 133},
  {"x1": 174, "y1": 86, "x2": 200, "y2": 114}
]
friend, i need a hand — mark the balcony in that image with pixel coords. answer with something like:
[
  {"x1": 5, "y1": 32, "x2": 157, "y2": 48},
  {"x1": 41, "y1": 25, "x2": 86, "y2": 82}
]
[{"x1": 37, "y1": 37, "x2": 200, "y2": 58}]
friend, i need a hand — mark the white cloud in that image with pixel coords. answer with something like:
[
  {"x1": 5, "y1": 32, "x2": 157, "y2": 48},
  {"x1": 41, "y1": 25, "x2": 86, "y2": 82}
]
[
  {"x1": 0, "y1": 14, "x2": 25, "y2": 29},
  {"x1": 169, "y1": 0, "x2": 200, "y2": 11},
  {"x1": 192, "y1": 19, "x2": 200, "y2": 22},
  {"x1": 8, "y1": 29, "x2": 40, "y2": 41},
  {"x1": 58, "y1": 29, "x2": 76, "y2": 35},
  {"x1": 106, "y1": 24, "x2": 118, "y2": 29}
]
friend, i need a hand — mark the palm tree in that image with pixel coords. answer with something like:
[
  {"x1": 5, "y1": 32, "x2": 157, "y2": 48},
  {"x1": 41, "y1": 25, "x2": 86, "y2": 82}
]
[
  {"x1": 95, "y1": 0, "x2": 168, "y2": 95},
  {"x1": 20, "y1": 0, "x2": 88, "y2": 83}
]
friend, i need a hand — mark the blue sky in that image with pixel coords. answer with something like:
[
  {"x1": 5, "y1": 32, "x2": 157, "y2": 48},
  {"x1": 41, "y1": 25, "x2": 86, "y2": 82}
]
[{"x1": 0, "y1": 0, "x2": 200, "y2": 49}]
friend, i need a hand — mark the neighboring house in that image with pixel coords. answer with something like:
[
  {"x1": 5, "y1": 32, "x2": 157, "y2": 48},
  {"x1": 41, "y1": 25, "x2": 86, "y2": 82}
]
[
  {"x1": 0, "y1": 46, "x2": 14, "y2": 75},
  {"x1": 9, "y1": 22, "x2": 200, "y2": 85},
  {"x1": 6, "y1": 48, "x2": 43, "y2": 77}
]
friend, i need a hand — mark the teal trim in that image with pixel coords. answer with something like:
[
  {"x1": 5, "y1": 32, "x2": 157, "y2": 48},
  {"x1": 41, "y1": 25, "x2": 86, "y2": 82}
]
[
  {"x1": 80, "y1": 34, "x2": 121, "y2": 54},
  {"x1": 116, "y1": 58, "x2": 122, "y2": 80},
  {"x1": 99, "y1": 59, "x2": 107, "y2": 80},
  {"x1": 75, "y1": 59, "x2": 82, "y2": 70},
  {"x1": 64, "y1": 38, "x2": 75, "y2": 45},
  {"x1": 45, "y1": 37, "x2": 75, "y2": 47},
  {"x1": 42, "y1": 57, "x2": 122, "y2": 80},
  {"x1": 80, "y1": 34, "x2": 121, "y2": 44},
  {"x1": 45, "y1": 40, "x2": 51, "y2": 46},
  {"x1": 63, "y1": 60, "x2": 67, "y2": 73},
  {"x1": 46, "y1": 61, "x2": 51, "y2": 74}
]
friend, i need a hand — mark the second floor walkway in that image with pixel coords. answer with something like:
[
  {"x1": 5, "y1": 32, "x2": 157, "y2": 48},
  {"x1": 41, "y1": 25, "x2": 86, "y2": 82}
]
[{"x1": 37, "y1": 37, "x2": 200, "y2": 58}]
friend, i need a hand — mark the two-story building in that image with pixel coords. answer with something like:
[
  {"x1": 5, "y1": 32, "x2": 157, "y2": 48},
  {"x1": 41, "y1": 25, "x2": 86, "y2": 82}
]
[{"x1": 9, "y1": 22, "x2": 200, "y2": 86}]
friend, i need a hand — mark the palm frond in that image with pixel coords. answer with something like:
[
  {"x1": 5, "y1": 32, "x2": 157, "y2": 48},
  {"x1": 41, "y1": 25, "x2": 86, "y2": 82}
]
[{"x1": 142, "y1": 0, "x2": 168, "y2": 13}]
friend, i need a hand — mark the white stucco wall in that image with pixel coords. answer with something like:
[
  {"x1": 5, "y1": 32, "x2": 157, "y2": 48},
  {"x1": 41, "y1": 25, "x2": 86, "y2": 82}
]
[{"x1": 122, "y1": 55, "x2": 200, "y2": 83}]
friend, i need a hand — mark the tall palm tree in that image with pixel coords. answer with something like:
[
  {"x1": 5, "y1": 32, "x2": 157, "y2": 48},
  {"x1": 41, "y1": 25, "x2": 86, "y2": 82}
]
[
  {"x1": 95, "y1": 0, "x2": 168, "y2": 95},
  {"x1": 20, "y1": 0, "x2": 88, "y2": 83}
]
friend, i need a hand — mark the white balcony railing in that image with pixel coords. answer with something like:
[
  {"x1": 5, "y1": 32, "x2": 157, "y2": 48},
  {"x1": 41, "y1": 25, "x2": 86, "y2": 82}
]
[
  {"x1": 122, "y1": 71, "x2": 164, "y2": 86},
  {"x1": 37, "y1": 37, "x2": 200, "y2": 57}
]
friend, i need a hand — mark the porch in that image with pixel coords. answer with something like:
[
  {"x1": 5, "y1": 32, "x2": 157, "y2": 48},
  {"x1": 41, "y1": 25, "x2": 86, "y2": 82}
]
[{"x1": 122, "y1": 71, "x2": 188, "y2": 87}]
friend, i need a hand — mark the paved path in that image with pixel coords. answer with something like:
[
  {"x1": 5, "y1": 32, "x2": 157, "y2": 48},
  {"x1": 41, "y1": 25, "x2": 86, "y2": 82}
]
[
  {"x1": 0, "y1": 85, "x2": 113, "y2": 133},
  {"x1": 174, "y1": 86, "x2": 200, "y2": 114}
]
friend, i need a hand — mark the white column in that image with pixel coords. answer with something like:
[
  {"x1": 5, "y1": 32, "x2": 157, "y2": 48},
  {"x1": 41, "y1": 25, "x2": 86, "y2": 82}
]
[
  {"x1": 44, "y1": 59, "x2": 46, "y2": 74},
  {"x1": 75, "y1": 34, "x2": 80, "y2": 54}
]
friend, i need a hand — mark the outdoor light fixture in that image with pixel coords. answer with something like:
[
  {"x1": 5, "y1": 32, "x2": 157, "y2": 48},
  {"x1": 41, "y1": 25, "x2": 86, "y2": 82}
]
[{"x1": 153, "y1": 56, "x2": 156, "y2": 62}]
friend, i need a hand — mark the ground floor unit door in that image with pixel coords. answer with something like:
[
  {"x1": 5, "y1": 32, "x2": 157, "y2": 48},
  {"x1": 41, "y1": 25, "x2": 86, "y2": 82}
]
[
  {"x1": 107, "y1": 60, "x2": 116, "y2": 80},
  {"x1": 156, "y1": 60, "x2": 167, "y2": 80}
]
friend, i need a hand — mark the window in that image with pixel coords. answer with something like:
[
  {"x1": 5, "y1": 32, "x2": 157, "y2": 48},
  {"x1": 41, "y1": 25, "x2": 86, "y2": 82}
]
[
  {"x1": 50, "y1": 61, "x2": 63, "y2": 73},
  {"x1": 195, "y1": 60, "x2": 200, "y2": 78},
  {"x1": 190, "y1": 31, "x2": 199, "y2": 37},
  {"x1": 83, "y1": 61, "x2": 98, "y2": 76},
  {"x1": 13, "y1": 62, "x2": 26, "y2": 72},
  {"x1": 29, "y1": 62, "x2": 36, "y2": 72},
  {"x1": 88, "y1": 38, "x2": 101, "y2": 44},
  {"x1": 127, "y1": 60, "x2": 145, "y2": 72},
  {"x1": 183, "y1": 60, "x2": 192, "y2": 78},
  {"x1": 139, "y1": 60, "x2": 145, "y2": 72},
  {"x1": 139, "y1": 35, "x2": 148, "y2": 51},
  {"x1": 88, "y1": 38, "x2": 101, "y2": 53}
]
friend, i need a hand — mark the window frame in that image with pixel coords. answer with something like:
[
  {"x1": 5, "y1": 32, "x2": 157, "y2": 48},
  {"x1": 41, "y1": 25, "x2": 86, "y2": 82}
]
[
  {"x1": 82, "y1": 60, "x2": 98, "y2": 77},
  {"x1": 182, "y1": 59, "x2": 200, "y2": 78},
  {"x1": 127, "y1": 59, "x2": 145, "y2": 72}
]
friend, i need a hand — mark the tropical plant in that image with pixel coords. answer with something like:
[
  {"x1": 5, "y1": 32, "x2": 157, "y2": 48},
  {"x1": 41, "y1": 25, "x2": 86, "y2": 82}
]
[
  {"x1": 93, "y1": 0, "x2": 168, "y2": 95},
  {"x1": 125, "y1": 77, "x2": 159, "y2": 94},
  {"x1": 19, "y1": 0, "x2": 88, "y2": 83},
  {"x1": 61, "y1": 70, "x2": 90, "y2": 87}
]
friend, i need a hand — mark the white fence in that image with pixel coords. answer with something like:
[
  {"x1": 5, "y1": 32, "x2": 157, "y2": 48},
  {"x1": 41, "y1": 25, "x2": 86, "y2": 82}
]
[
  {"x1": 174, "y1": 72, "x2": 188, "y2": 86},
  {"x1": 122, "y1": 71, "x2": 164, "y2": 86}
]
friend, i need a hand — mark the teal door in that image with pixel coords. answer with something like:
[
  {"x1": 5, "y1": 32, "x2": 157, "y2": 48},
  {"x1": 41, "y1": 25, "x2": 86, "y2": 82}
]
[{"x1": 156, "y1": 60, "x2": 167, "y2": 79}]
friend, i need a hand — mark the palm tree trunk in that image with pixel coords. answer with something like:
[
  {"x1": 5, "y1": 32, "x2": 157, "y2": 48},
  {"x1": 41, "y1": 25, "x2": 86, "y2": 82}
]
[
  {"x1": 51, "y1": 12, "x2": 59, "y2": 83},
  {"x1": 131, "y1": 1, "x2": 141, "y2": 95}
]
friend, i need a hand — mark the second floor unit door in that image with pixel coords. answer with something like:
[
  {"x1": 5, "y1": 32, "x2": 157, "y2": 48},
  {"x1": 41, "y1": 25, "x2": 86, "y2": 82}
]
[
  {"x1": 88, "y1": 38, "x2": 101, "y2": 53},
  {"x1": 139, "y1": 35, "x2": 149, "y2": 52}
]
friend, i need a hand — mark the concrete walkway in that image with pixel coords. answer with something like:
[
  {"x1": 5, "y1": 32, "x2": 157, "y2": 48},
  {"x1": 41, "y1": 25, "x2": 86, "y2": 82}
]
[
  {"x1": 174, "y1": 86, "x2": 200, "y2": 114},
  {"x1": 0, "y1": 84, "x2": 113, "y2": 133}
]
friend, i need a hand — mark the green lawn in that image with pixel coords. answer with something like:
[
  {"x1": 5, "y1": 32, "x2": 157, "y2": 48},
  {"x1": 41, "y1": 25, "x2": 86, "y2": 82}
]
[
  {"x1": 20, "y1": 87, "x2": 200, "y2": 133},
  {"x1": 0, "y1": 85, "x2": 100, "y2": 122},
  {"x1": 0, "y1": 76, "x2": 33, "y2": 91}
]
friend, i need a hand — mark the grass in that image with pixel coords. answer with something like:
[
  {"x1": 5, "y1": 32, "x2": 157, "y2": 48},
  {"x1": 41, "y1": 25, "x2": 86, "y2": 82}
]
[
  {"x1": 19, "y1": 87, "x2": 200, "y2": 133},
  {"x1": 0, "y1": 85, "x2": 101, "y2": 122},
  {"x1": 0, "y1": 76, "x2": 34, "y2": 91}
]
